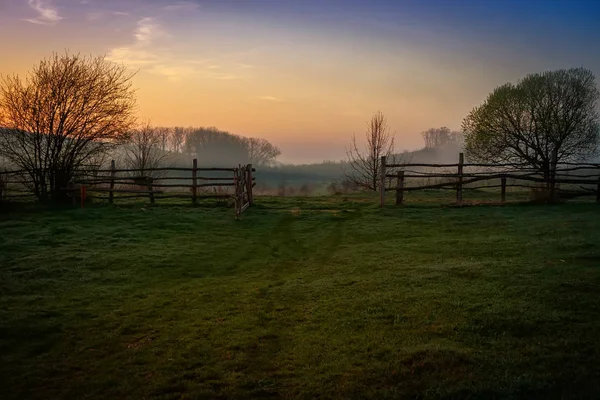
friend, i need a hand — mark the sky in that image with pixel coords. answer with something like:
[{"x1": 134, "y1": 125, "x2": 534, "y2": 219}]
[{"x1": 1, "y1": 0, "x2": 599, "y2": 163}]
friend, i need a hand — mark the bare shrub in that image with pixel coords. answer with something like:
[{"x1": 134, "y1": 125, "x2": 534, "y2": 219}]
[
  {"x1": 277, "y1": 182, "x2": 287, "y2": 197},
  {"x1": 299, "y1": 183, "x2": 313, "y2": 196},
  {"x1": 328, "y1": 179, "x2": 359, "y2": 195},
  {"x1": 328, "y1": 180, "x2": 341, "y2": 196}
]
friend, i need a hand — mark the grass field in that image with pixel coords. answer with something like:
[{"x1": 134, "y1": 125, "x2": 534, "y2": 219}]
[{"x1": 1, "y1": 193, "x2": 600, "y2": 399}]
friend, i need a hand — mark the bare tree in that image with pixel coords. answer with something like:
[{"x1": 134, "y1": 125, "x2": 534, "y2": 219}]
[
  {"x1": 122, "y1": 123, "x2": 171, "y2": 178},
  {"x1": 463, "y1": 67, "x2": 600, "y2": 187},
  {"x1": 344, "y1": 111, "x2": 396, "y2": 191},
  {"x1": 422, "y1": 127, "x2": 463, "y2": 149},
  {"x1": 184, "y1": 127, "x2": 281, "y2": 167},
  {"x1": 155, "y1": 126, "x2": 171, "y2": 153},
  {"x1": 246, "y1": 137, "x2": 281, "y2": 166},
  {"x1": 0, "y1": 52, "x2": 136, "y2": 201},
  {"x1": 170, "y1": 126, "x2": 190, "y2": 154}
]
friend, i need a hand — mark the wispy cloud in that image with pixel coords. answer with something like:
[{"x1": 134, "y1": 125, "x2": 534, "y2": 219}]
[
  {"x1": 23, "y1": 0, "x2": 62, "y2": 25},
  {"x1": 149, "y1": 64, "x2": 199, "y2": 81},
  {"x1": 107, "y1": 47, "x2": 160, "y2": 66},
  {"x1": 134, "y1": 17, "x2": 168, "y2": 44},
  {"x1": 212, "y1": 74, "x2": 240, "y2": 80},
  {"x1": 107, "y1": 16, "x2": 246, "y2": 82},
  {"x1": 86, "y1": 10, "x2": 129, "y2": 21},
  {"x1": 258, "y1": 96, "x2": 283, "y2": 102},
  {"x1": 163, "y1": 1, "x2": 201, "y2": 12}
]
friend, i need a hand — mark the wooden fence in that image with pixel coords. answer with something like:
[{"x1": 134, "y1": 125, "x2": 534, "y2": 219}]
[
  {"x1": 0, "y1": 159, "x2": 256, "y2": 217},
  {"x1": 379, "y1": 153, "x2": 600, "y2": 206}
]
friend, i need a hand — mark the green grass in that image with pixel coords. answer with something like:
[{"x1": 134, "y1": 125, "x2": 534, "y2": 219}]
[{"x1": 1, "y1": 193, "x2": 600, "y2": 399}]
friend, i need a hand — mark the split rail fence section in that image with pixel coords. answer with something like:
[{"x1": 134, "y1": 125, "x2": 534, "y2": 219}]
[
  {"x1": 0, "y1": 159, "x2": 256, "y2": 217},
  {"x1": 379, "y1": 153, "x2": 600, "y2": 206}
]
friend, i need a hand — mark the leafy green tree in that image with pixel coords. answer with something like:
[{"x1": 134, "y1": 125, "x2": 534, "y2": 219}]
[{"x1": 462, "y1": 68, "x2": 600, "y2": 185}]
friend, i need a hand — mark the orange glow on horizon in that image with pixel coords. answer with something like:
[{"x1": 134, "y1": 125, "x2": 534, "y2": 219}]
[{"x1": 1, "y1": 0, "x2": 598, "y2": 163}]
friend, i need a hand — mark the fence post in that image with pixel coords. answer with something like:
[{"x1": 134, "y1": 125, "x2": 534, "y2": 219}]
[
  {"x1": 234, "y1": 168, "x2": 240, "y2": 219},
  {"x1": 247, "y1": 164, "x2": 254, "y2": 206},
  {"x1": 396, "y1": 170, "x2": 405, "y2": 205},
  {"x1": 597, "y1": 177, "x2": 600, "y2": 203},
  {"x1": 148, "y1": 178, "x2": 155, "y2": 205},
  {"x1": 380, "y1": 156, "x2": 386, "y2": 207},
  {"x1": 550, "y1": 150, "x2": 558, "y2": 201},
  {"x1": 501, "y1": 176, "x2": 507, "y2": 204},
  {"x1": 80, "y1": 185, "x2": 86, "y2": 208},
  {"x1": 192, "y1": 158, "x2": 198, "y2": 205},
  {"x1": 457, "y1": 152, "x2": 464, "y2": 206},
  {"x1": 109, "y1": 160, "x2": 115, "y2": 204}
]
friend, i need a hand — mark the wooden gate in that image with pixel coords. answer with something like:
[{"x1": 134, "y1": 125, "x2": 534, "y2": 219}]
[{"x1": 234, "y1": 164, "x2": 254, "y2": 218}]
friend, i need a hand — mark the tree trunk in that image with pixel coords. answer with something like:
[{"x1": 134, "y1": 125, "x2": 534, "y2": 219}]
[
  {"x1": 50, "y1": 169, "x2": 73, "y2": 203},
  {"x1": 542, "y1": 160, "x2": 551, "y2": 189}
]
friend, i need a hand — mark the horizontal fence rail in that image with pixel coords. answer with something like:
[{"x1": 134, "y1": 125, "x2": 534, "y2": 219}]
[
  {"x1": 379, "y1": 153, "x2": 600, "y2": 207},
  {"x1": 0, "y1": 159, "x2": 256, "y2": 217}
]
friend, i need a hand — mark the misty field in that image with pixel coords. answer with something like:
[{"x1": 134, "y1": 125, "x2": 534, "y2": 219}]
[{"x1": 1, "y1": 194, "x2": 600, "y2": 399}]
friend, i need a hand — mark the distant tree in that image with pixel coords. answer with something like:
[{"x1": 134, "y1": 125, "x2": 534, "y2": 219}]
[
  {"x1": 155, "y1": 126, "x2": 171, "y2": 152},
  {"x1": 463, "y1": 68, "x2": 600, "y2": 186},
  {"x1": 345, "y1": 111, "x2": 398, "y2": 191},
  {"x1": 185, "y1": 127, "x2": 250, "y2": 166},
  {"x1": 247, "y1": 137, "x2": 281, "y2": 166},
  {"x1": 185, "y1": 127, "x2": 281, "y2": 167},
  {"x1": 422, "y1": 127, "x2": 463, "y2": 149},
  {"x1": 0, "y1": 52, "x2": 136, "y2": 201},
  {"x1": 170, "y1": 126, "x2": 190, "y2": 154},
  {"x1": 122, "y1": 123, "x2": 171, "y2": 178}
]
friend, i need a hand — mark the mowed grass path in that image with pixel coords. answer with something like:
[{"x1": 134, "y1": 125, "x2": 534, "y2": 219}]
[{"x1": 1, "y1": 196, "x2": 600, "y2": 399}]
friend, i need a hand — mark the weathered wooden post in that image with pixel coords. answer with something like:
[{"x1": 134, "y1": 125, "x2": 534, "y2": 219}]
[
  {"x1": 501, "y1": 176, "x2": 507, "y2": 204},
  {"x1": 380, "y1": 156, "x2": 387, "y2": 207},
  {"x1": 109, "y1": 160, "x2": 115, "y2": 204},
  {"x1": 247, "y1": 164, "x2": 254, "y2": 206},
  {"x1": 457, "y1": 152, "x2": 464, "y2": 206},
  {"x1": 80, "y1": 185, "x2": 86, "y2": 208},
  {"x1": 550, "y1": 151, "x2": 557, "y2": 201},
  {"x1": 234, "y1": 167, "x2": 241, "y2": 219},
  {"x1": 396, "y1": 170, "x2": 405, "y2": 205},
  {"x1": 147, "y1": 177, "x2": 155, "y2": 205},
  {"x1": 192, "y1": 158, "x2": 198, "y2": 205}
]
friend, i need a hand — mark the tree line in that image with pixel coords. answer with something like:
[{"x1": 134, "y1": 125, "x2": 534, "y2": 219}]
[
  {"x1": 119, "y1": 124, "x2": 281, "y2": 173},
  {"x1": 0, "y1": 52, "x2": 280, "y2": 201}
]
